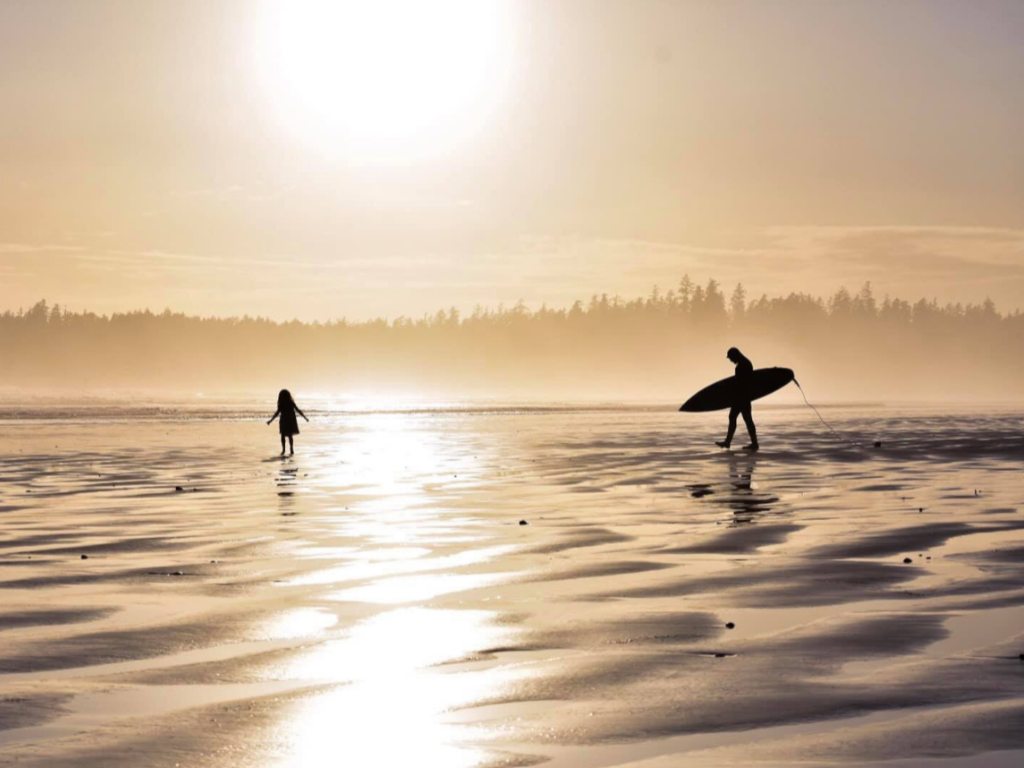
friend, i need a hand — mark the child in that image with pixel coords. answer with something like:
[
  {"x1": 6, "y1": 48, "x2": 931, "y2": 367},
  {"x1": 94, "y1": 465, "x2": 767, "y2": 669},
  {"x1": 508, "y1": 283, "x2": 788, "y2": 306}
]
[{"x1": 267, "y1": 389, "x2": 309, "y2": 456}]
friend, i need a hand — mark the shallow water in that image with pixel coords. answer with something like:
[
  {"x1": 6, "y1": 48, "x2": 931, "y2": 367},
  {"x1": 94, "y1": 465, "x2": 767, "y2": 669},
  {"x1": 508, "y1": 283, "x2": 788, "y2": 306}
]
[{"x1": 0, "y1": 404, "x2": 1022, "y2": 766}]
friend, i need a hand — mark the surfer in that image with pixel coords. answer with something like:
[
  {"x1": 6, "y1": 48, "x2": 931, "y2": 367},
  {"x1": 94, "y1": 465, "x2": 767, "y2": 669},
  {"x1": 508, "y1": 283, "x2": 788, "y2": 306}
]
[{"x1": 716, "y1": 347, "x2": 759, "y2": 452}]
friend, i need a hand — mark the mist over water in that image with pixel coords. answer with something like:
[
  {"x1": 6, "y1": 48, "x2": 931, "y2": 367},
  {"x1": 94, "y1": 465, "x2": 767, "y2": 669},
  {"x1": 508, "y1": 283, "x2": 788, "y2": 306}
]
[
  {"x1": 3, "y1": 400, "x2": 1022, "y2": 463},
  {"x1": 3, "y1": 280, "x2": 1023, "y2": 402}
]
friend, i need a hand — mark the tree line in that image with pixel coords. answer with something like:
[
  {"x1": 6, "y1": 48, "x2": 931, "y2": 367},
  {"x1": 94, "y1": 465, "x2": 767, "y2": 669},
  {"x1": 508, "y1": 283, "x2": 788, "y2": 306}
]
[{"x1": 2, "y1": 277, "x2": 1021, "y2": 400}]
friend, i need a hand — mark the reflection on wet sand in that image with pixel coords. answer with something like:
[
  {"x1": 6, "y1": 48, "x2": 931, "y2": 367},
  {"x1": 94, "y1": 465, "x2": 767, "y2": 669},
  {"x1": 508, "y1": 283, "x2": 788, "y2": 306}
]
[
  {"x1": 0, "y1": 406, "x2": 1022, "y2": 766},
  {"x1": 720, "y1": 453, "x2": 777, "y2": 522},
  {"x1": 276, "y1": 461, "x2": 299, "y2": 512}
]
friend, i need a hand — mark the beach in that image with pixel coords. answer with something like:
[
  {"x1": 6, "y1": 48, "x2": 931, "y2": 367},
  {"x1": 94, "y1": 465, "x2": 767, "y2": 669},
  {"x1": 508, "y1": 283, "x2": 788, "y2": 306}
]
[{"x1": 0, "y1": 402, "x2": 1022, "y2": 767}]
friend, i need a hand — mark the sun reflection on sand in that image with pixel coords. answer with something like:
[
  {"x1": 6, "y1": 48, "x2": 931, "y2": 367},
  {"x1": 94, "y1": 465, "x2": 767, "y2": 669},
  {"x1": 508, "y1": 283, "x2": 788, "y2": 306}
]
[
  {"x1": 272, "y1": 608, "x2": 524, "y2": 767},
  {"x1": 285, "y1": 545, "x2": 514, "y2": 588},
  {"x1": 331, "y1": 570, "x2": 516, "y2": 604},
  {"x1": 262, "y1": 416, "x2": 523, "y2": 765},
  {"x1": 317, "y1": 412, "x2": 482, "y2": 497},
  {"x1": 261, "y1": 608, "x2": 338, "y2": 640}
]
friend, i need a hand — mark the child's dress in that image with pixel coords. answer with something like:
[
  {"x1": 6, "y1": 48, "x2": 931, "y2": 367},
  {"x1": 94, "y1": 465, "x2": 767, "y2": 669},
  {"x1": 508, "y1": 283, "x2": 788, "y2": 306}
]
[{"x1": 279, "y1": 406, "x2": 300, "y2": 436}]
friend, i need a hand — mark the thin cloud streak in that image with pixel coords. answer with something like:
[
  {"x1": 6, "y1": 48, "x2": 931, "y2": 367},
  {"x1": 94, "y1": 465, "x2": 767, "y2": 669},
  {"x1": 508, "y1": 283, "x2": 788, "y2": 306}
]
[{"x1": 3, "y1": 223, "x2": 1022, "y2": 321}]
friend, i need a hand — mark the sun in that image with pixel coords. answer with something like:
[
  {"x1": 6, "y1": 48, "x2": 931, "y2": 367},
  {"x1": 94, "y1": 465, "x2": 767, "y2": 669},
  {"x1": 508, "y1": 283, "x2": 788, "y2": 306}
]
[{"x1": 252, "y1": 0, "x2": 516, "y2": 163}]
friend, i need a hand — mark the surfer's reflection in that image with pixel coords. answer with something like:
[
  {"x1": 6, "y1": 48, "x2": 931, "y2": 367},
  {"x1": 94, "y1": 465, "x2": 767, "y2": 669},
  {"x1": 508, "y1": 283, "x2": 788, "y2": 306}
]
[{"x1": 724, "y1": 454, "x2": 777, "y2": 524}]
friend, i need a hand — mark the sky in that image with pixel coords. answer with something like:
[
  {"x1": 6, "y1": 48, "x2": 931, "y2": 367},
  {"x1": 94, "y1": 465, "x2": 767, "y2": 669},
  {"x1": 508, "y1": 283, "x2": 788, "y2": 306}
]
[{"x1": 1, "y1": 0, "x2": 1022, "y2": 321}]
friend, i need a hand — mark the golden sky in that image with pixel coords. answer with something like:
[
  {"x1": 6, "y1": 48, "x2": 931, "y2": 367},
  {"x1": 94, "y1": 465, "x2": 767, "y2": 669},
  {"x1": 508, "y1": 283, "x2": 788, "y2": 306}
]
[{"x1": 2, "y1": 0, "x2": 1022, "y2": 320}]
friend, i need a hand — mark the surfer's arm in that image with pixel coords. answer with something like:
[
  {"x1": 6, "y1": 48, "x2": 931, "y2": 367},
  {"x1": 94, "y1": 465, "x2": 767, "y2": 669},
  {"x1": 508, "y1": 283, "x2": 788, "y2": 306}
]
[{"x1": 267, "y1": 409, "x2": 279, "y2": 425}]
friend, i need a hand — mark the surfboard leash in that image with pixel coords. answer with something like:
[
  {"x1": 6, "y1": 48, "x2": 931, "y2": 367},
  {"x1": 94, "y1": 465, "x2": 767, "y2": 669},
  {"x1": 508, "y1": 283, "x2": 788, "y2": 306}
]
[{"x1": 792, "y1": 378, "x2": 862, "y2": 449}]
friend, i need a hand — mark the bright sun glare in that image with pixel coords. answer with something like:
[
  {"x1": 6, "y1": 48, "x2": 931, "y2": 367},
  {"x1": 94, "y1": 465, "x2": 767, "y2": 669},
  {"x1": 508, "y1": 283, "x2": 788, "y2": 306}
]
[{"x1": 254, "y1": 0, "x2": 516, "y2": 163}]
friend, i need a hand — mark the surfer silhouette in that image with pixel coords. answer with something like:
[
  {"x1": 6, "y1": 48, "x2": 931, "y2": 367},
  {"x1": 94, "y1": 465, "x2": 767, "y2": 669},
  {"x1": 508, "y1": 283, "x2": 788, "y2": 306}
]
[
  {"x1": 716, "y1": 347, "x2": 759, "y2": 452},
  {"x1": 267, "y1": 389, "x2": 308, "y2": 456}
]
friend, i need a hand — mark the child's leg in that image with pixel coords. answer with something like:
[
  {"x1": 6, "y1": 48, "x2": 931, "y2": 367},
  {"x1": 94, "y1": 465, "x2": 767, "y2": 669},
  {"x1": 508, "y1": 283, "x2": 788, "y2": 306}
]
[
  {"x1": 288, "y1": 436, "x2": 294, "y2": 455},
  {"x1": 280, "y1": 435, "x2": 286, "y2": 455}
]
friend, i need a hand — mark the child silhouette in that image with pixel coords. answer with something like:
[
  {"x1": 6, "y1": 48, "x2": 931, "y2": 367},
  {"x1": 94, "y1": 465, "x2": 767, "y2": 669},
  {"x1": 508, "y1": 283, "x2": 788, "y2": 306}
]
[{"x1": 267, "y1": 389, "x2": 308, "y2": 456}]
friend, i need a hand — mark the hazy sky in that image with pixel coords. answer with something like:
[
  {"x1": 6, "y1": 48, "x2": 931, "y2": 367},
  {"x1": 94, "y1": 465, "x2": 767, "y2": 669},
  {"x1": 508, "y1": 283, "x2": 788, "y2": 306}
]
[{"x1": 2, "y1": 0, "x2": 1022, "y2": 320}]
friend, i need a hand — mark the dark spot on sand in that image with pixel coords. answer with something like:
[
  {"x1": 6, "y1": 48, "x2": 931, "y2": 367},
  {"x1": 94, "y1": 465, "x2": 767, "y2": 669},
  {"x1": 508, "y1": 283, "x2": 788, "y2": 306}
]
[
  {"x1": 519, "y1": 519, "x2": 528, "y2": 526},
  {"x1": 874, "y1": 441, "x2": 882, "y2": 448},
  {"x1": 80, "y1": 554, "x2": 88, "y2": 560},
  {"x1": 903, "y1": 557, "x2": 913, "y2": 563},
  {"x1": 175, "y1": 486, "x2": 184, "y2": 492},
  {"x1": 725, "y1": 621, "x2": 735, "y2": 629}
]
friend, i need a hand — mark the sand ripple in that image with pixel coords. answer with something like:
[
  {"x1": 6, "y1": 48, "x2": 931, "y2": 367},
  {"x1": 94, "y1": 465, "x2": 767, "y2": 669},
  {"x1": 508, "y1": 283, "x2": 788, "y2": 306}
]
[{"x1": 0, "y1": 405, "x2": 1022, "y2": 766}]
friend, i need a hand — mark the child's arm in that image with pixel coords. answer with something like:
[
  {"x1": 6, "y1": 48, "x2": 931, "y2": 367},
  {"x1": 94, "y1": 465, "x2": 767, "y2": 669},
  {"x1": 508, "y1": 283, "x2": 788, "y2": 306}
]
[
  {"x1": 267, "y1": 409, "x2": 279, "y2": 425},
  {"x1": 295, "y1": 405, "x2": 309, "y2": 422}
]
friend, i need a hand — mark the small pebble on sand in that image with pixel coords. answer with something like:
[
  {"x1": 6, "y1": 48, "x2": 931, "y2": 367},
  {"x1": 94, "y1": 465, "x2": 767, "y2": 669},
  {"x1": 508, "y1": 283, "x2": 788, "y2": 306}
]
[
  {"x1": 903, "y1": 557, "x2": 913, "y2": 563},
  {"x1": 519, "y1": 520, "x2": 528, "y2": 526},
  {"x1": 873, "y1": 441, "x2": 882, "y2": 448},
  {"x1": 175, "y1": 486, "x2": 184, "y2": 492},
  {"x1": 725, "y1": 622, "x2": 735, "y2": 629},
  {"x1": 80, "y1": 554, "x2": 88, "y2": 560}
]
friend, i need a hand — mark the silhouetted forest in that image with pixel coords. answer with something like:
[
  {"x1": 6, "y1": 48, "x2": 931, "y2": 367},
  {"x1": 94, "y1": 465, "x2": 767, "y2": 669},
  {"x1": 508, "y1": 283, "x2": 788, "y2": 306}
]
[{"x1": 2, "y1": 278, "x2": 1022, "y2": 400}]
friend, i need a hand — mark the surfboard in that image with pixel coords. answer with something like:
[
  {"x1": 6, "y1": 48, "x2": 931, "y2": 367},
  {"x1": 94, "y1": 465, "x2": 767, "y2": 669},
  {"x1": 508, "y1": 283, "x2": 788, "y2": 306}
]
[{"x1": 679, "y1": 367, "x2": 795, "y2": 412}]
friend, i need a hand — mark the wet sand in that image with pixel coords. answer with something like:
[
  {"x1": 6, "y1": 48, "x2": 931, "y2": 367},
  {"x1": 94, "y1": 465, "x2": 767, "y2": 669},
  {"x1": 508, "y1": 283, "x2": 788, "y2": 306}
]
[{"x1": 0, "y1": 404, "x2": 1023, "y2": 767}]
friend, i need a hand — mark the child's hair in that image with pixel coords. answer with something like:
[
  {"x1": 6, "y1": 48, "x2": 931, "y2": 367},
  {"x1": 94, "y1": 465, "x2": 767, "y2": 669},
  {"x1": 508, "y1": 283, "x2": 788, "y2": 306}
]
[{"x1": 277, "y1": 389, "x2": 293, "y2": 410}]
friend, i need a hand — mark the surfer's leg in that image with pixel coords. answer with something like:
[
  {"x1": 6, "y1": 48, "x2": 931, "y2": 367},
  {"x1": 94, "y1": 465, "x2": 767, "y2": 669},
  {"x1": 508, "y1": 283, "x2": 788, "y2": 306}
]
[
  {"x1": 718, "y1": 407, "x2": 739, "y2": 448},
  {"x1": 741, "y1": 404, "x2": 759, "y2": 450}
]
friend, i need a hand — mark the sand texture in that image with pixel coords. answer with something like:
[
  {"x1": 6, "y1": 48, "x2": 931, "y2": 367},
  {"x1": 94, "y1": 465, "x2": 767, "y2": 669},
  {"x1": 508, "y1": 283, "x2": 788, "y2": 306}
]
[{"x1": 0, "y1": 404, "x2": 1022, "y2": 767}]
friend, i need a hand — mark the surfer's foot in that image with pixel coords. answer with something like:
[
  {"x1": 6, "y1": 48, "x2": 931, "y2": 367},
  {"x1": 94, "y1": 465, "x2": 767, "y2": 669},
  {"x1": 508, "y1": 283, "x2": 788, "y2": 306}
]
[
  {"x1": 743, "y1": 443, "x2": 760, "y2": 452},
  {"x1": 715, "y1": 441, "x2": 731, "y2": 449}
]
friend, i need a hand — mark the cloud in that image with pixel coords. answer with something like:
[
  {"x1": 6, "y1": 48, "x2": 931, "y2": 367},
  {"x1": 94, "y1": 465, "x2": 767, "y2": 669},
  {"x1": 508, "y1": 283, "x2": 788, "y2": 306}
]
[
  {"x1": 2, "y1": 225, "x2": 1022, "y2": 320},
  {"x1": 763, "y1": 225, "x2": 1024, "y2": 285}
]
